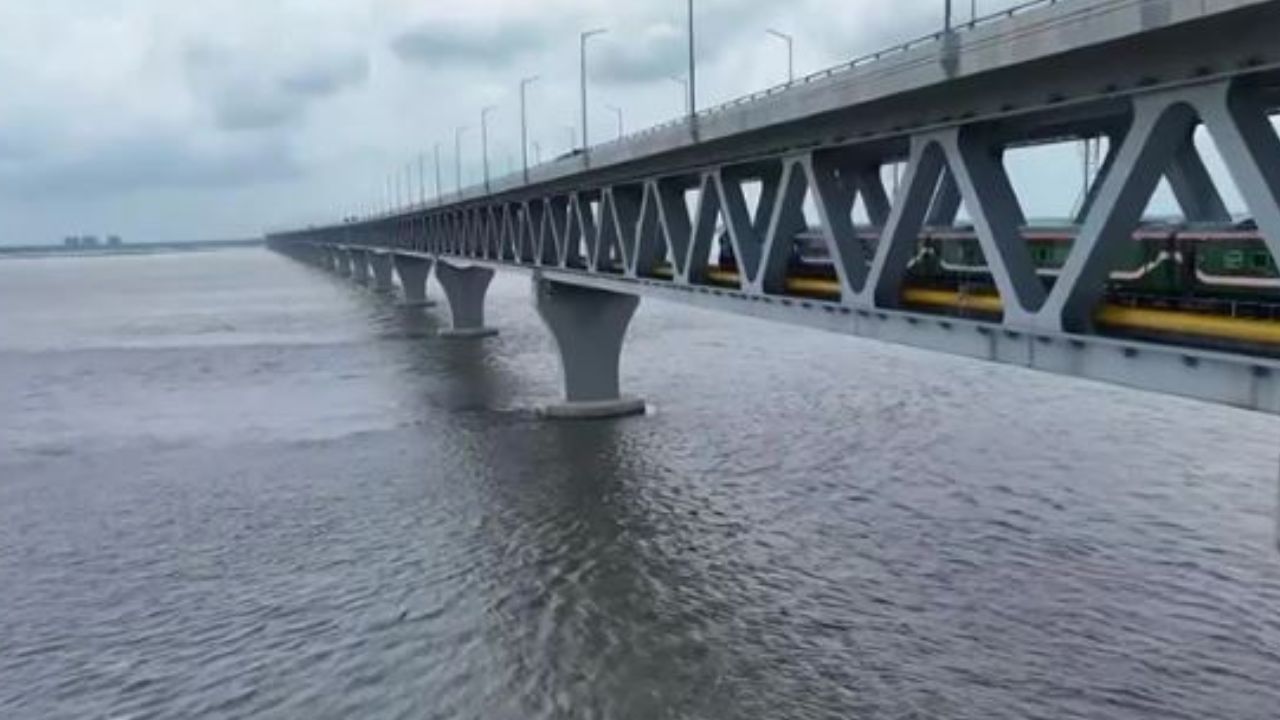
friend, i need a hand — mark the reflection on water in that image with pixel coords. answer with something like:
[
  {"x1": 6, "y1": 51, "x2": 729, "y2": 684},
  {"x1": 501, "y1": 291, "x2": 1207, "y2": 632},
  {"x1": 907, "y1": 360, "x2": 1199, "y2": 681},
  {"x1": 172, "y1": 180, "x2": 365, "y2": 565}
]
[{"x1": 2, "y1": 249, "x2": 1279, "y2": 719}]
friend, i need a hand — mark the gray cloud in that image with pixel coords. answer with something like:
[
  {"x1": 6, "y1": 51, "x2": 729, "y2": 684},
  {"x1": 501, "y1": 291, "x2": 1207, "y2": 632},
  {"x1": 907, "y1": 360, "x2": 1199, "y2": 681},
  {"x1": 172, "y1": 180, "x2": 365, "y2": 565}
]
[
  {"x1": 391, "y1": 22, "x2": 547, "y2": 67},
  {"x1": 592, "y1": 25, "x2": 684, "y2": 85},
  {"x1": 281, "y1": 55, "x2": 370, "y2": 98},
  {"x1": 184, "y1": 42, "x2": 369, "y2": 132},
  {"x1": 591, "y1": 0, "x2": 775, "y2": 85},
  {"x1": 0, "y1": 131, "x2": 301, "y2": 198}
]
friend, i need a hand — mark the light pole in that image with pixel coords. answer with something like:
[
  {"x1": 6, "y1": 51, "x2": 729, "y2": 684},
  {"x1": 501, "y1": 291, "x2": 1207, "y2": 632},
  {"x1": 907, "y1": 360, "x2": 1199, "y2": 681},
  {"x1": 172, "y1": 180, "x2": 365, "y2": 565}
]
[
  {"x1": 580, "y1": 28, "x2": 607, "y2": 152},
  {"x1": 455, "y1": 126, "x2": 468, "y2": 197},
  {"x1": 944, "y1": 0, "x2": 953, "y2": 32},
  {"x1": 766, "y1": 29, "x2": 794, "y2": 83},
  {"x1": 668, "y1": 75, "x2": 690, "y2": 115},
  {"x1": 520, "y1": 76, "x2": 539, "y2": 183},
  {"x1": 605, "y1": 104, "x2": 623, "y2": 140},
  {"x1": 687, "y1": 0, "x2": 696, "y2": 120},
  {"x1": 433, "y1": 143, "x2": 443, "y2": 206},
  {"x1": 563, "y1": 125, "x2": 577, "y2": 155},
  {"x1": 533, "y1": 141, "x2": 542, "y2": 165},
  {"x1": 481, "y1": 106, "x2": 495, "y2": 191},
  {"x1": 417, "y1": 154, "x2": 425, "y2": 206}
]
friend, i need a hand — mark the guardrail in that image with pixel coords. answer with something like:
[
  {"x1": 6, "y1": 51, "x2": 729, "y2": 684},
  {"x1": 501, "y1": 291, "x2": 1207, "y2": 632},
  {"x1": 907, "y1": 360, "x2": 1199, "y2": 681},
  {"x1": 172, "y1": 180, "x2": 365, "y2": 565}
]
[
  {"x1": 590, "y1": 0, "x2": 1067, "y2": 148},
  {"x1": 311, "y1": 0, "x2": 1222, "y2": 230}
]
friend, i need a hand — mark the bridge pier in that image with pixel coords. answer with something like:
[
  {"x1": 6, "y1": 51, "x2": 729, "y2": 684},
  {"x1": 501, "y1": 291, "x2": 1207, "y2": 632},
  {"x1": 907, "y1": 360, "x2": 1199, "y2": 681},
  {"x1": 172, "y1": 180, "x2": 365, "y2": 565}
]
[
  {"x1": 393, "y1": 254, "x2": 436, "y2": 306},
  {"x1": 334, "y1": 247, "x2": 352, "y2": 277},
  {"x1": 534, "y1": 275, "x2": 645, "y2": 419},
  {"x1": 349, "y1": 249, "x2": 371, "y2": 285},
  {"x1": 434, "y1": 260, "x2": 498, "y2": 338},
  {"x1": 369, "y1": 251, "x2": 395, "y2": 293}
]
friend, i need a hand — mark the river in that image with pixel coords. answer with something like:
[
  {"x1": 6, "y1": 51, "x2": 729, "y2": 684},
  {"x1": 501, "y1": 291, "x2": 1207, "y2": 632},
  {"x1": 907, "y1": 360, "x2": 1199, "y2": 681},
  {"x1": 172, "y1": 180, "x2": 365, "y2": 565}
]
[{"x1": 2, "y1": 248, "x2": 1279, "y2": 719}]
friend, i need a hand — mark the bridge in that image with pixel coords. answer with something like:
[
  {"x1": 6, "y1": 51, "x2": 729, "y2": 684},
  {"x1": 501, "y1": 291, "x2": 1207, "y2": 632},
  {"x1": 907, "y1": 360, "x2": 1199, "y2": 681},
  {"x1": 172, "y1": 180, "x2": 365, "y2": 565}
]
[{"x1": 269, "y1": 0, "x2": 1280, "y2": 419}]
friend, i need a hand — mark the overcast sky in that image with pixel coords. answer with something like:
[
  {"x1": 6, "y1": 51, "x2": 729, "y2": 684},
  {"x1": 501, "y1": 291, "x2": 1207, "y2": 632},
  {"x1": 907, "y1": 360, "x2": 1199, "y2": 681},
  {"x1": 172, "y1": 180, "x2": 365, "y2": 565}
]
[{"x1": 0, "y1": 0, "x2": 1227, "y2": 245}]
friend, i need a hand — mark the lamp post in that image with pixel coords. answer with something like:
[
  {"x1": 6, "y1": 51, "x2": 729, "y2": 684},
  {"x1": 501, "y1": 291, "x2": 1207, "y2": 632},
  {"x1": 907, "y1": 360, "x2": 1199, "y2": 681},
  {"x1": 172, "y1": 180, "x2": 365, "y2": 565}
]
[
  {"x1": 668, "y1": 75, "x2": 690, "y2": 115},
  {"x1": 766, "y1": 29, "x2": 794, "y2": 83},
  {"x1": 605, "y1": 104, "x2": 623, "y2": 140},
  {"x1": 520, "y1": 76, "x2": 539, "y2": 183},
  {"x1": 580, "y1": 28, "x2": 607, "y2": 152},
  {"x1": 944, "y1": 0, "x2": 953, "y2": 32},
  {"x1": 481, "y1": 106, "x2": 496, "y2": 192},
  {"x1": 687, "y1": 0, "x2": 696, "y2": 120},
  {"x1": 455, "y1": 126, "x2": 468, "y2": 197},
  {"x1": 417, "y1": 154, "x2": 425, "y2": 206},
  {"x1": 433, "y1": 143, "x2": 443, "y2": 206}
]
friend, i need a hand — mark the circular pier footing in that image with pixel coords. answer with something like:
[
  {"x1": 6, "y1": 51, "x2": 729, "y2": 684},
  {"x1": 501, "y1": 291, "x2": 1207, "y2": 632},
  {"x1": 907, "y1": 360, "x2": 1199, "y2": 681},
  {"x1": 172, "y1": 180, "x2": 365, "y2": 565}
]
[
  {"x1": 539, "y1": 397, "x2": 647, "y2": 420},
  {"x1": 438, "y1": 327, "x2": 499, "y2": 339}
]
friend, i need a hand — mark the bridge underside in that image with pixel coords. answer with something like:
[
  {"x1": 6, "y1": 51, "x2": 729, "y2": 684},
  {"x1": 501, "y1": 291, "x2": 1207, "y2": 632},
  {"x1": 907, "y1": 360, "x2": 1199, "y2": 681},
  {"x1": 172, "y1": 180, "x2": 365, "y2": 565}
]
[{"x1": 269, "y1": 0, "x2": 1280, "y2": 417}]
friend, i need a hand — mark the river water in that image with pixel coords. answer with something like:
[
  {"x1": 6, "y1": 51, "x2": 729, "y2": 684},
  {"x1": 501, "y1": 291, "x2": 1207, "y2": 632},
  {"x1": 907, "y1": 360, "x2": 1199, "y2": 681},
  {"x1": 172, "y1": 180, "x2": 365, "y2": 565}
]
[{"x1": 2, "y1": 248, "x2": 1279, "y2": 719}]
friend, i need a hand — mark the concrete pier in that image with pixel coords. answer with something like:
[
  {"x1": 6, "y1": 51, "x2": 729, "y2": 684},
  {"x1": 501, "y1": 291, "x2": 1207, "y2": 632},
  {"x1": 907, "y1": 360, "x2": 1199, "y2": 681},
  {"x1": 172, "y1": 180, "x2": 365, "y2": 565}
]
[
  {"x1": 369, "y1": 251, "x2": 395, "y2": 293},
  {"x1": 533, "y1": 276, "x2": 645, "y2": 419},
  {"x1": 434, "y1": 260, "x2": 498, "y2": 338},
  {"x1": 349, "y1": 249, "x2": 371, "y2": 285},
  {"x1": 334, "y1": 248, "x2": 353, "y2": 277},
  {"x1": 393, "y1": 254, "x2": 435, "y2": 307}
]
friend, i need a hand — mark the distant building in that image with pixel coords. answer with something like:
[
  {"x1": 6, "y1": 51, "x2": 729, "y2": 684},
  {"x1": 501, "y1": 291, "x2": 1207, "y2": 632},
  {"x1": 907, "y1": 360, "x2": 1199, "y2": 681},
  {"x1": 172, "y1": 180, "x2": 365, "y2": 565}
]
[
  {"x1": 107, "y1": 235, "x2": 122, "y2": 246},
  {"x1": 63, "y1": 236, "x2": 80, "y2": 248},
  {"x1": 81, "y1": 235, "x2": 99, "y2": 247}
]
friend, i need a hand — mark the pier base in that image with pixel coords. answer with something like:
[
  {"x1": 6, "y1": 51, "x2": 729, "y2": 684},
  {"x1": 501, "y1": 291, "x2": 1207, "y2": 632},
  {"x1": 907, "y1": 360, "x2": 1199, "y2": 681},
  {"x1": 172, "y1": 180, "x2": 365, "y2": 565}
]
[
  {"x1": 393, "y1": 254, "x2": 436, "y2": 307},
  {"x1": 435, "y1": 260, "x2": 498, "y2": 338},
  {"x1": 369, "y1": 251, "x2": 395, "y2": 293},
  {"x1": 349, "y1": 249, "x2": 371, "y2": 285},
  {"x1": 334, "y1": 247, "x2": 352, "y2": 277},
  {"x1": 534, "y1": 276, "x2": 645, "y2": 419}
]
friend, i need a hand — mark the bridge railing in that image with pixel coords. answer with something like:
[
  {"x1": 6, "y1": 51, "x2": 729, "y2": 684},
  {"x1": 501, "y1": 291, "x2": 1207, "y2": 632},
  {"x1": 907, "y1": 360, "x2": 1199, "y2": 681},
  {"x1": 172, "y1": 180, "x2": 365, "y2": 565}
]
[{"x1": 588, "y1": 0, "x2": 1067, "y2": 149}]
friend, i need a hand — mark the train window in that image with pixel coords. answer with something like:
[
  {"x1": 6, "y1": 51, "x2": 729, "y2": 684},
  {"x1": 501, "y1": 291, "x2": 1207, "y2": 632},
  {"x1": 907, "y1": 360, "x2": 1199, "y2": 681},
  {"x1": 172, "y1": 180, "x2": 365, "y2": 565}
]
[
  {"x1": 1252, "y1": 252, "x2": 1270, "y2": 269},
  {"x1": 1225, "y1": 250, "x2": 1244, "y2": 270}
]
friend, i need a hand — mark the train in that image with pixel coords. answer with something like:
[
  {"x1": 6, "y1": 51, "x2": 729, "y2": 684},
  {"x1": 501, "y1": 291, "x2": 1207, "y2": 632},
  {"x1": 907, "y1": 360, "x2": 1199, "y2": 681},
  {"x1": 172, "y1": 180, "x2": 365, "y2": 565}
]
[
  {"x1": 750, "y1": 220, "x2": 1279, "y2": 314},
  {"x1": 707, "y1": 219, "x2": 1280, "y2": 354}
]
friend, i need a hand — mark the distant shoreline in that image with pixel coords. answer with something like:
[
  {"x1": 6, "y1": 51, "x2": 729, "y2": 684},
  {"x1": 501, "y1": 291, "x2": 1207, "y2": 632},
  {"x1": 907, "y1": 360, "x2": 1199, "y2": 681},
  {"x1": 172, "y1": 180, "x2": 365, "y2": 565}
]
[{"x1": 0, "y1": 239, "x2": 263, "y2": 259}]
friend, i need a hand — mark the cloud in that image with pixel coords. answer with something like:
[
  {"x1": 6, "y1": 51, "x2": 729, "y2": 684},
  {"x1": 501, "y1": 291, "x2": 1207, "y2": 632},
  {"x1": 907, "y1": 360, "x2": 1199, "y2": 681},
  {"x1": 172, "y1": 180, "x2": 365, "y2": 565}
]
[
  {"x1": 391, "y1": 21, "x2": 548, "y2": 68},
  {"x1": 280, "y1": 54, "x2": 370, "y2": 98},
  {"x1": 592, "y1": 23, "x2": 685, "y2": 84},
  {"x1": 0, "y1": 130, "x2": 300, "y2": 197},
  {"x1": 183, "y1": 41, "x2": 369, "y2": 132}
]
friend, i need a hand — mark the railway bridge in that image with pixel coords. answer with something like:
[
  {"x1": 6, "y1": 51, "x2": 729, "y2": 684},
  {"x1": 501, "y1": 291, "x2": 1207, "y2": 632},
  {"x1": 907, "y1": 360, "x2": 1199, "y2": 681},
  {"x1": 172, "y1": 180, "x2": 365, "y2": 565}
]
[{"x1": 270, "y1": 0, "x2": 1280, "y2": 418}]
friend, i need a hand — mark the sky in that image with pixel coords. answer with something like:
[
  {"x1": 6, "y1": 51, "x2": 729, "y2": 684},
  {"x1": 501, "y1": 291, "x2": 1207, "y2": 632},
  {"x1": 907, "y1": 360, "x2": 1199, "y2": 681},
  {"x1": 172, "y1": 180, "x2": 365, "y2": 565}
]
[{"x1": 0, "y1": 0, "x2": 1239, "y2": 245}]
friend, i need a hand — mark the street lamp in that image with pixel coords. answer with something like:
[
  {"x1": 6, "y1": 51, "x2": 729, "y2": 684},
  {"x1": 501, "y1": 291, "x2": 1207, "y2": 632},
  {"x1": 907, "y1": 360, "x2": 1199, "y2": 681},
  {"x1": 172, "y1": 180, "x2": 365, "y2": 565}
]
[
  {"x1": 766, "y1": 29, "x2": 794, "y2": 83},
  {"x1": 687, "y1": 0, "x2": 696, "y2": 120},
  {"x1": 433, "y1": 143, "x2": 443, "y2": 206},
  {"x1": 580, "y1": 28, "x2": 607, "y2": 152},
  {"x1": 455, "y1": 126, "x2": 468, "y2": 197},
  {"x1": 668, "y1": 75, "x2": 690, "y2": 115},
  {"x1": 481, "y1": 106, "x2": 496, "y2": 191},
  {"x1": 417, "y1": 154, "x2": 426, "y2": 206},
  {"x1": 520, "y1": 76, "x2": 539, "y2": 183},
  {"x1": 605, "y1": 104, "x2": 623, "y2": 140},
  {"x1": 944, "y1": 0, "x2": 953, "y2": 32}
]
